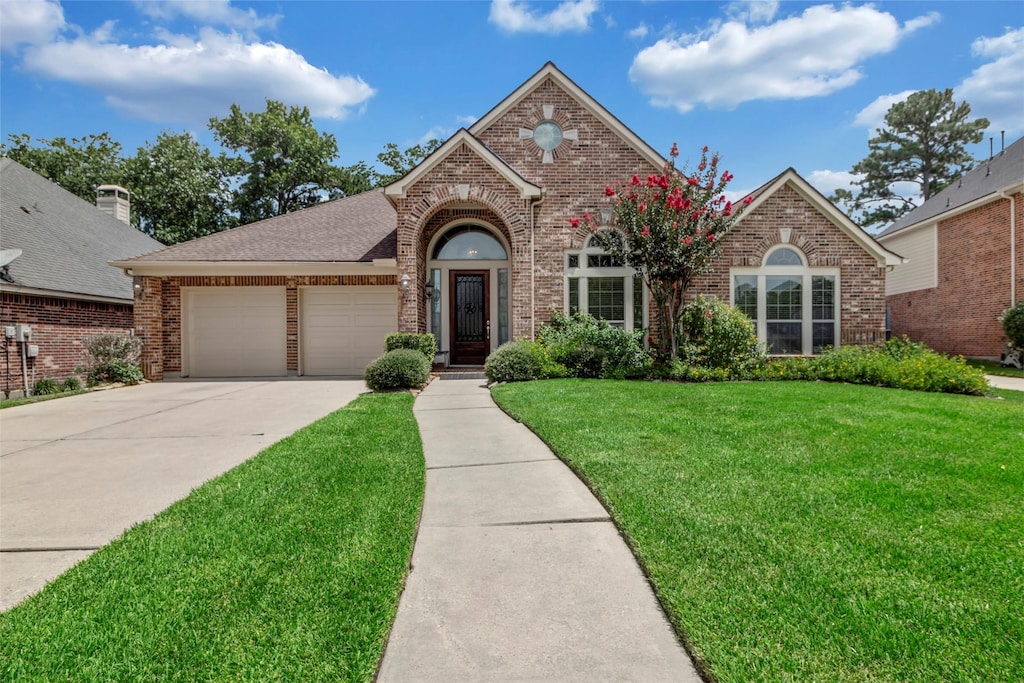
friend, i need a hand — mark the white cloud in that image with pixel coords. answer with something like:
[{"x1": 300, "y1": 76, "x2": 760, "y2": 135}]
[
  {"x1": 627, "y1": 23, "x2": 649, "y2": 39},
  {"x1": 957, "y1": 26, "x2": 1024, "y2": 136},
  {"x1": 807, "y1": 169, "x2": 859, "y2": 197},
  {"x1": 726, "y1": 1, "x2": 778, "y2": 24},
  {"x1": 0, "y1": 0, "x2": 65, "y2": 52},
  {"x1": 456, "y1": 114, "x2": 478, "y2": 126},
  {"x1": 135, "y1": 0, "x2": 280, "y2": 33},
  {"x1": 20, "y1": 28, "x2": 375, "y2": 123},
  {"x1": 902, "y1": 11, "x2": 940, "y2": 35},
  {"x1": 488, "y1": 0, "x2": 598, "y2": 35},
  {"x1": 419, "y1": 125, "x2": 452, "y2": 145},
  {"x1": 630, "y1": 5, "x2": 934, "y2": 112},
  {"x1": 853, "y1": 90, "x2": 917, "y2": 130}
]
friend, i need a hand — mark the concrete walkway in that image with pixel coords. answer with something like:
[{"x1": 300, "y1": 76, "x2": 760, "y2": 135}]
[
  {"x1": 377, "y1": 379, "x2": 700, "y2": 682},
  {"x1": 986, "y1": 374, "x2": 1024, "y2": 391}
]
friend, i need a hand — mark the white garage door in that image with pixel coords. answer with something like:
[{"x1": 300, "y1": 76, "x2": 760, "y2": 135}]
[
  {"x1": 186, "y1": 287, "x2": 287, "y2": 377},
  {"x1": 301, "y1": 287, "x2": 397, "y2": 375}
]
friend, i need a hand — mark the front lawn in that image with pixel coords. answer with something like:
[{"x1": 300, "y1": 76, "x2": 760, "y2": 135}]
[
  {"x1": 0, "y1": 392, "x2": 424, "y2": 682},
  {"x1": 492, "y1": 380, "x2": 1023, "y2": 682},
  {"x1": 966, "y1": 357, "x2": 1024, "y2": 378}
]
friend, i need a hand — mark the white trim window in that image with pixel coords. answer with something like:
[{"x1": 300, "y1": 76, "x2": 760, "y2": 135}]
[
  {"x1": 731, "y1": 245, "x2": 839, "y2": 355},
  {"x1": 565, "y1": 231, "x2": 646, "y2": 330}
]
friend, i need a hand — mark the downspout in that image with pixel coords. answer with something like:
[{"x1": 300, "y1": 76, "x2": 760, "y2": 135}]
[
  {"x1": 997, "y1": 191, "x2": 1017, "y2": 304},
  {"x1": 529, "y1": 190, "x2": 547, "y2": 339}
]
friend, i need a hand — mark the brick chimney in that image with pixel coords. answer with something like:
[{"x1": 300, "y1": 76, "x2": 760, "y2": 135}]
[{"x1": 96, "y1": 185, "x2": 130, "y2": 224}]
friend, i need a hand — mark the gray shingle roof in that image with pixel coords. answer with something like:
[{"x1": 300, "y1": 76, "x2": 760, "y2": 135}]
[
  {"x1": 878, "y1": 136, "x2": 1024, "y2": 237},
  {"x1": 119, "y1": 189, "x2": 397, "y2": 264},
  {"x1": 0, "y1": 158, "x2": 165, "y2": 301}
]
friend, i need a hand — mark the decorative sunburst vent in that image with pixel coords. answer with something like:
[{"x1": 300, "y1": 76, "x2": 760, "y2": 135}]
[{"x1": 518, "y1": 104, "x2": 578, "y2": 164}]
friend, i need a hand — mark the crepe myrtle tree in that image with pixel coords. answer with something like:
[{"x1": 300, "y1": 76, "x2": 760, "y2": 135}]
[{"x1": 570, "y1": 144, "x2": 752, "y2": 363}]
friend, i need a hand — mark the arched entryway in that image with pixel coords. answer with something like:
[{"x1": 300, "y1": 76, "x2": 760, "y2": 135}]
[{"x1": 427, "y1": 224, "x2": 511, "y2": 365}]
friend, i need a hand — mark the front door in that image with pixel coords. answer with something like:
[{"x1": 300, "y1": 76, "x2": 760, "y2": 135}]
[{"x1": 450, "y1": 270, "x2": 489, "y2": 365}]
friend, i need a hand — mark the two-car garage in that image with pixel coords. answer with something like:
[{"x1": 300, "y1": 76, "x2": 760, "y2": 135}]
[{"x1": 182, "y1": 286, "x2": 396, "y2": 378}]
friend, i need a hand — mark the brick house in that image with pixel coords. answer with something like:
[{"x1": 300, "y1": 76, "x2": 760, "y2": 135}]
[
  {"x1": 878, "y1": 136, "x2": 1023, "y2": 358},
  {"x1": 0, "y1": 158, "x2": 163, "y2": 396},
  {"x1": 115, "y1": 63, "x2": 901, "y2": 379}
]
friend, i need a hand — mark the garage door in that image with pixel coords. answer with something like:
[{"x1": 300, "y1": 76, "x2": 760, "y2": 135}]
[
  {"x1": 186, "y1": 287, "x2": 286, "y2": 377},
  {"x1": 301, "y1": 287, "x2": 397, "y2": 375}
]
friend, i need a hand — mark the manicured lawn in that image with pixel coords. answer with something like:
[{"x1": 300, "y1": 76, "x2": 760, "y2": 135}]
[
  {"x1": 967, "y1": 358, "x2": 1024, "y2": 378},
  {"x1": 0, "y1": 392, "x2": 424, "y2": 682},
  {"x1": 492, "y1": 380, "x2": 1023, "y2": 682},
  {"x1": 0, "y1": 388, "x2": 87, "y2": 409}
]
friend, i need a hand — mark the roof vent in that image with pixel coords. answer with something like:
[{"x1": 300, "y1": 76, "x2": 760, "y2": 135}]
[{"x1": 96, "y1": 185, "x2": 130, "y2": 225}]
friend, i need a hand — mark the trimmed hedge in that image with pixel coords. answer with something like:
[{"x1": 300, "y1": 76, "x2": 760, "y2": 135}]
[
  {"x1": 365, "y1": 348, "x2": 431, "y2": 392},
  {"x1": 484, "y1": 341, "x2": 542, "y2": 384},
  {"x1": 385, "y1": 333, "x2": 437, "y2": 360},
  {"x1": 537, "y1": 311, "x2": 651, "y2": 379},
  {"x1": 679, "y1": 295, "x2": 765, "y2": 372}
]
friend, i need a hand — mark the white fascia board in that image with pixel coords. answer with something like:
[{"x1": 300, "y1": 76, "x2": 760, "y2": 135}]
[
  {"x1": 469, "y1": 62, "x2": 665, "y2": 170},
  {"x1": 384, "y1": 130, "x2": 541, "y2": 200},
  {"x1": 0, "y1": 283, "x2": 132, "y2": 305},
  {"x1": 740, "y1": 170, "x2": 906, "y2": 267},
  {"x1": 109, "y1": 261, "x2": 397, "y2": 277}
]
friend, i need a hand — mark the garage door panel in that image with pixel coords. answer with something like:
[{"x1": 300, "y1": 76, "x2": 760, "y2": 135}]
[
  {"x1": 187, "y1": 288, "x2": 286, "y2": 378},
  {"x1": 301, "y1": 287, "x2": 396, "y2": 376}
]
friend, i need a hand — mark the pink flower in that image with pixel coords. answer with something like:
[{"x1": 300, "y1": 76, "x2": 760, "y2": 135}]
[
  {"x1": 704, "y1": 309, "x2": 714, "y2": 319},
  {"x1": 569, "y1": 217, "x2": 580, "y2": 228},
  {"x1": 659, "y1": 175, "x2": 670, "y2": 189},
  {"x1": 641, "y1": 225, "x2": 651, "y2": 237},
  {"x1": 724, "y1": 201, "x2": 733, "y2": 216},
  {"x1": 687, "y1": 177, "x2": 699, "y2": 186},
  {"x1": 584, "y1": 212, "x2": 592, "y2": 223},
  {"x1": 638, "y1": 203, "x2": 646, "y2": 213},
  {"x1": 670, "y1": 142, "x2": 679, "y2": 157},
  {"x1": 605, "y1": 184, "x2": 616, "y2": 197},
  {"x1": 682, "y1": 236, "x2": 693, "y2": 245},
  {"x1": 744, "y1": 196, "x2": 753, "y2": 205},
  {"x1": 630, "y1": 174, "x2": 641, "y2": 186},
  {"x1": 722, "y1": 171, "x2": 734, "y2": 183},
  {"x1": 707, "y1": 233, "x2": 715, "y2": 242},
  {"x1": 702, "y1": 145, "x2": 709, "y2": 153}
]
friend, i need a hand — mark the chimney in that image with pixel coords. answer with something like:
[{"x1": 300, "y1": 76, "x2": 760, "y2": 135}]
[{"x1": 96, "y1": 185, "x2": 130, "y2": 224}]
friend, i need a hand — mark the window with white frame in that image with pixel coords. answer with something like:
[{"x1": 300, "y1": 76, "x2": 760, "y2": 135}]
[
  {"x1": 565, "y1": 231, "x2": 646, "y2": 330},
  {"x1": 731, "y1": 245, "x2": 838, "y2": 355}
]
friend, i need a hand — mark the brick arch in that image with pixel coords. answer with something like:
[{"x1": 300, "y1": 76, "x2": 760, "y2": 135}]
[
  {"x1": 408, "y1": 184, "x2": 527, "y2": 247},
  {"x1": 747, "y1": 232, "x2": 821, "y2": 266}
]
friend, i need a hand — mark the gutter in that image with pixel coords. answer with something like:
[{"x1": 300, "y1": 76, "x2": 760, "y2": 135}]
[
  {"x1": 529, "y1": 190, "x2": 546, "y2": 339},
  {"x1": 997, "y1": 190, "x2": 1018, "y2": 304}
]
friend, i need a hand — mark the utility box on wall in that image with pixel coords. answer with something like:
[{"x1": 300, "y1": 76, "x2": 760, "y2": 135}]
[{"x1": 15, "y1": 324, "x2": 32, "y2": 342}]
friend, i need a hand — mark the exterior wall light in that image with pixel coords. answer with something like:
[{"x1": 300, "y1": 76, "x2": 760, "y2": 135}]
[{"x1": 399, "y1": 273, "x2": 412, "y2": 293}]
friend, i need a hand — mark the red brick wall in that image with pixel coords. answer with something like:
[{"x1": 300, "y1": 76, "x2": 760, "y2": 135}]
[
  {"x1": 888, "y1": 192, "x2": 1024, "y2": 357},
  {"x1": 1, "y1": 292, "x2": 133, "y2": 395},
  {"x1": 694, "y1": 184, "x2": 888, "y2": 344},
  {"x1": 136, "y1": 274, "x2": 396, "y2": 380}
]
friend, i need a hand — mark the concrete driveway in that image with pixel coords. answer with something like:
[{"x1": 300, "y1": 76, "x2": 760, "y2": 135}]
[{"x1": 0, "y1": 378, "x2": 367, "y2": 611}]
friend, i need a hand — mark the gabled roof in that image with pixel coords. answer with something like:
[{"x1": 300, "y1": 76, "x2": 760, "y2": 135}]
[
  {"x1": 742, "y1": 167, "x2": 905, "y2": 267},
  {"x1": 0, "y1": 157, "x2": 164, "y2": 302},
  {"x1": 115, "y1": 189, "x2": 397, "y2": 265},
  {"x1": 469, "y1": 62, "x2": 665, "y2": 170},
  {"x1": 384, "y1": 129, "x2": 542, "y2": 199},
  {"x1": 878, "y1": 135, "x2": 1024, "y2": 238}
]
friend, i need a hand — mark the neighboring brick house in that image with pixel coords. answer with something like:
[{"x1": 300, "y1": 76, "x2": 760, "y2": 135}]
[
  {"x1": 878, "y1": 136, "x2": 1024, "y2": 358},
  {"x1": 115, "y1": 63, "x2": 901, "y2": 379},
  {"x1": 0, "y1": 158, "x2": 164, "y2": 396}
]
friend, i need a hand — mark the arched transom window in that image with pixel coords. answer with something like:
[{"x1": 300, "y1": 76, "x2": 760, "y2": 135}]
[
  {"x1": 564, "y1": 230, "x2": 645, "y2": 330},
  {"x1": 432, "y1": 226, "x2": 508, "y2": 260},
  {"x1": 732, "y1": 244, "x2": 839, "y2": 355}
]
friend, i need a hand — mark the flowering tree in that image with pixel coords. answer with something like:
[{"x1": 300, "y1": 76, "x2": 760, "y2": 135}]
[{"x1": 571, "y1": 144, "x2": 751, "y2": 363}]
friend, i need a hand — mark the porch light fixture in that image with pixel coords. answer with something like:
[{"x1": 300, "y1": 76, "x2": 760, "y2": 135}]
[
  {"x1": 423, "y1": 281, "x2": 439, "y2": 301},
  {"x1": 399, "y1": 273, "x2": 412, "y2": 293}
]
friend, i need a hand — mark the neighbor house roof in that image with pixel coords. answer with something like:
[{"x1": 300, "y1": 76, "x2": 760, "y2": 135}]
[
  {"x1": 115, "y1": 189, "x2": 397, "y2": 265},
  {"x1": 0, "y1": 157, "x2": 164, "y2": 302},
  {"x1": 742, "y1": 167, "x2": 906, "y2": 267},
  {"x1": 878, "y1": 136, "x2": 1024, "y2": 238}
]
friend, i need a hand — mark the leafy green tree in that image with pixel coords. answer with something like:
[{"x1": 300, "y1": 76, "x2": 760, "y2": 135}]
[
  {"x1": 123, "y1": 132, "x2": 236, "y2": 244},
  {"x1": 1, "y1": 132, "x2": 124, "y2": 203},
  {"x1": 374, "y1": 139, "x2": 442, "y2": 186},
  {"x1": 209, "y1": 99, "x2": 342, "y2": 223},
  {"x1": 573, "y1": 144, "x2": 751, "y2": 363},
  {"x1": 833, "y1": 89, "x2": 989, "y2": 230},
  {"x1": 330, "y1": 160, "x2": 377, "y2": 198}
]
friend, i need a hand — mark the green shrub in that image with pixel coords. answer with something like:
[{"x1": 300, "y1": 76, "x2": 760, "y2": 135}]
[
  {"x1": 485, "y1": 341, "x2": 541, "y2": 384},
  {"x1": 999, "y1": 301, "x2": 1024, "y2": 348},
  {"x1": 665, "y1": 361, "x2": 736, "y2": 383},
  {"x1": 61, "y1": 376, "x2": 82, "y2": 392},
  {"x1": 679, "y1": 295, "x2": 765, "y2": 372},
  {"x1": 537, "y1": 311, "x2": 651, "y2": 379},
  {"x1": 88, "y1": 358, "x2": 144, "y2": 386},
  {"x1": 364, "y1": 349, "x2": 431, "y2": 391},
  {"x1": 385, "y1": 333, "x2": 437, "y2": 360},
  {"x1": 32, "y1": 377, "x2": 61, "y2": 396}
]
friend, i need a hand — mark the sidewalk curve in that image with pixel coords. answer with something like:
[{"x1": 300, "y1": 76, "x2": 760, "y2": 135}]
[{"x1": 377, "y1": 379, "x2": 701, "y2": 682}]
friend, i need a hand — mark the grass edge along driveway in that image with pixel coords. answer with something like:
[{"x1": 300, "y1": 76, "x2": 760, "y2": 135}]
[
  {"x1": 0, "y1": 392, "x2": 424, "y2": 683},
  {"x1": 492, "y1": 379, "x2": 1023, "y2": 683}
]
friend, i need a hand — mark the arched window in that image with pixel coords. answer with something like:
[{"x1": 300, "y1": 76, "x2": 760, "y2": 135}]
[
  {"x1": 432, "y1": 226, "x2": 507, "y2": 260},
  {"x1": 731, "y1": 244, "x2": 838, "y2": 354},
  {"x1": 564, "y1": 230, "x2": 645, "y2": 330}
]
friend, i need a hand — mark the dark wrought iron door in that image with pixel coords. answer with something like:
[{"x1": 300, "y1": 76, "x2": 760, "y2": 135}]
[{"x1": 450, "y1": 270, "x2": 489, "y2": 365}]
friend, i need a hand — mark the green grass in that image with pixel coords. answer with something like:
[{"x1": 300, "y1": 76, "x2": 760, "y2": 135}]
[
  {"x1": 492, "y1": 380, "x2": 1023, "y2": 682},
  {"x1": 967, "y1": 358, "x2": 1024, "y2": 378},
  {"x1": 0, "y1": 388, "x2": 87, "y2": 409},
  {"x1": 0, "y1": 392, "x2": 424, "y2": 682}
]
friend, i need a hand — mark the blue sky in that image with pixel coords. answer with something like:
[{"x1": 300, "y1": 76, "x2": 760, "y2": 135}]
[{"x1": 1, "y1": 0, "x2": 1021, "y2": 205}]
